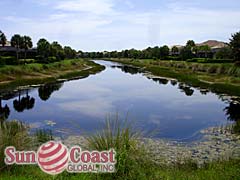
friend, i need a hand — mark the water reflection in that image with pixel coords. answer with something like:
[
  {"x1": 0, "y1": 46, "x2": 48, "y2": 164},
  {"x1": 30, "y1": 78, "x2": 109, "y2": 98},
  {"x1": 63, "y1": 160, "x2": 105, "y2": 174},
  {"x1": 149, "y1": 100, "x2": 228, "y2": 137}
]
[
  {"x1": 148, "y1": 76, "x2": 194, "y2": 97},
  {"x1": 38, "y1": 83, "x2": 63, "y2": 101},
  {"x1": 199, "y1": 89, "x2": 210, "y2": 95},
  {"x1": 224, "y1": 101, "x2": 240, "y2": 122},
  {"x1": 151, "y1": 78, "x2": 169, "y2": 85},
  {"x1": 170, "y1": 80, "x2": 177, "y2": 86},
  {"x1": 13, "y1": 90, "x2": 35, "y2": 112},
  {"x1": 178, "y1": 83, "x2": 194, "y2": 96},
  {"x1": 0, "y1": 98, "x2": 10, "y2": 120},
  {"x1": 111, "y1": 65, "x2": 142, "y2": 75},
  {"x1": 0, "y1": 60, "x2": 240, "y2": 140},
  {"x1": 224, "y1": 100, "x2": 240, "y2": 133}
]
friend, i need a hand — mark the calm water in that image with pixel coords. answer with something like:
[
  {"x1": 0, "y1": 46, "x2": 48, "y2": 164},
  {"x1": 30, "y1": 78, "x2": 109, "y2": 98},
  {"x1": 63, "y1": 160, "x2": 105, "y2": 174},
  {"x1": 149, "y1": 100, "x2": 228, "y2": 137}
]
[{"x1": 0, "y1": 60, "x2": 239, "y2": 141}]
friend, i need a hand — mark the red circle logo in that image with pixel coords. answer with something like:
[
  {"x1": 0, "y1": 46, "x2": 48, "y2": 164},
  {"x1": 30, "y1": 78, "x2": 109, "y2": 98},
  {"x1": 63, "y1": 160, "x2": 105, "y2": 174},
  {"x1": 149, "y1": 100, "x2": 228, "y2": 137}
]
[{"x1": 37, "y1": 141, "x2": 69, "y2": 175}]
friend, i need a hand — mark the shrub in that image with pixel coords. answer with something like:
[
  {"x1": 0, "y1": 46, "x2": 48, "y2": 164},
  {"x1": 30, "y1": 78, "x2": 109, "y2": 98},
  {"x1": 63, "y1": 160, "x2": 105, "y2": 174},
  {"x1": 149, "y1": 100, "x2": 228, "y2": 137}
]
[
  {"x1": 167, "y1": 56, "x2": 181, "y2": 61},
  {"x1": 0, "y1": 56, "x2": 17, "y2": 65},
  {"x1": 71, "y1": 61, "x2": 77, "y2": 66},
  {"x1": 235, "y1": 61, "x2": 240, "y2": 67},
  {"x1": 48, "y1": 56, "x2": 57, "y2": 63},
  {"x1": 30, "y1": 65, "x2": 41, "y2": 72},
  {"x1": 186, "y1": 58, "x2": 233, "y2": 63},
  {"x1": 19, "y1": 59, "x2": 35, "y2": 65},
  {"x1": 42, "y1": 64, "x2": 49, "y2": 70},
  {"x1": 204, "y1": 59, "x2": 233, "y2": 63},
  {"x1": 207, "y1": 66, "x2": 218, "y2": 73},
  {"x1": 87, "y1": 115, "x2": 156, "y2": 180},
  {"x1": 0, "y1": 120, "x2": 56, "y2": 171},
  {"x1": 0, "y1": 120, "x2": 31, "y2": 169},
  {"x1": 186, "y1": 58, "x2": 206, "y2": 62},
  {"x1": 0, "y1": 57, "x2": 6, "y2": 66},
  {"x1": 33, "y1": 129, "x2": 53, "y2": 146}
]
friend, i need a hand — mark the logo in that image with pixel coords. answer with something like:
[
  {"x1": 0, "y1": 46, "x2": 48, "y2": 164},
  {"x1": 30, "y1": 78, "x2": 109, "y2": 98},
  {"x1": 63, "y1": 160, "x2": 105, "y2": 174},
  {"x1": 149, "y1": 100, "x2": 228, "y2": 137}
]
[
  {"x1": 37, "y1": 141, "x2": 69, "y2": 175},
  {"x1": 4, "y1": 141, "x2": 116, "y2": 175}
]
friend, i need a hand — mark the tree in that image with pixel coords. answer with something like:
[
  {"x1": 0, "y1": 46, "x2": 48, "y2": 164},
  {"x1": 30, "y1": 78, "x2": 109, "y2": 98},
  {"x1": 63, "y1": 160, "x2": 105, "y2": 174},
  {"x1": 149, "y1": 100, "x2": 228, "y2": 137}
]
[
  {"x1": 37, "y1": 38, "x2": 50, "y2": 62},
  {"x1": 64, "y1": 46, "x2": 77, "y2": 59},
  {"x1": 186, "y1": 40, "x2": 196, "y2": 48},
  {"x1": 215, "y1": 46, "x2": 233, "y2": 59},
  {"x1": 128, "y1": 49, "x2": 140, "y2": 59},
  {"x1": 50, "y1": 41, "x2": 65, "y2": 61},
  {"x1": 123, "y1": 50, "x2": 129, "y2": 58},
  {"x1": 11, "y1": 34, "x2": 23, "y2": 63},
  {"x1": 152, "y1": 46, "x2": 160, "y2": 59},
  {"x1": 22, "y1": 36, "x2": 33, "y2": 60},
  {"x1": 159, "y1": 45, "x2": 169, "y2": 59},
  {"x1": 229, "y1": 31, "x2": 240, "y2": 61},
  {"x1": 0, "y1": 31, "x2": 7, "y2": 47},
  {"x1": 180, "y1": 46, "x2": 193, "y2": 60},
  {"x1": 171, "y1": 46, "x2": 179, "y2": 55},
  {"x1": 198, "y1": 45, "x2": 211, "y2": 58}
]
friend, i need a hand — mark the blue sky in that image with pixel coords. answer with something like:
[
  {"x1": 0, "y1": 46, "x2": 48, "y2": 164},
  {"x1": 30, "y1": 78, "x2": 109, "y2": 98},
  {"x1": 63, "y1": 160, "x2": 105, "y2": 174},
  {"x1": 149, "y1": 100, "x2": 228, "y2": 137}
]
[{"x1": 0, "y1": 0, "x2": 240, "y2": 51}]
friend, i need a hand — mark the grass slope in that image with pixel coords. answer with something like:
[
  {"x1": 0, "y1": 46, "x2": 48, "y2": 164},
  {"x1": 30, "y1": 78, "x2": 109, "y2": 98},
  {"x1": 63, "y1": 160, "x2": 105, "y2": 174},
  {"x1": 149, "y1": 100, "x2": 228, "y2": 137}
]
[
  {"x1": 0, "y1": 59, "x2": 105, "y2": 90},
  {"x1": 104, "y1": 58, "x2": 240, "y2": 96}
]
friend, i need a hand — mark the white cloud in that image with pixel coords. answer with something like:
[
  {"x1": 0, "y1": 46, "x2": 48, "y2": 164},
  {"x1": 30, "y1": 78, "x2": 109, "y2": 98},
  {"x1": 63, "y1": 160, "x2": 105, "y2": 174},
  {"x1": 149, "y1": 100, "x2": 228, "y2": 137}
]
[
  {"x1": 55, "y1": 0, "x2": 114, "y2": 15},
  {"x1": 58, "y1": 98, "x2": 114, "y2": 118},
  {"x1": 1, "y1": 0, "x2": 240, "y2": 51}
]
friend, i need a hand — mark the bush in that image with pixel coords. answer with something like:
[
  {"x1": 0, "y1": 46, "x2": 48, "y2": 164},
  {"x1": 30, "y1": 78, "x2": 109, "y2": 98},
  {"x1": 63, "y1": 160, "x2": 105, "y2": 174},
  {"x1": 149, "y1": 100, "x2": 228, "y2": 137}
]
[
  {"x1": 87, "y1": 115, "x2": 156, "y2": 180},
  {"x1": 234, "y1": 61, "x2": 240, "y2": 67},
  {"x1": 0, "y1": 120, "x2": 31, "y2": 169},
  {"x1": 207, "y1": 65, "x2": 218, "y2": 73},
  {"x1": 186, "y1": 58, "x2": 204, "y2": 62},
  {"x1": 166, "y1": 56, "x2": 181, "y2": 61},
  {"x1": 42, "y1": 64, "x2": 49, "y2": 70},
  {"x1": 204, "y1": 59, "x2": 233, "y2": 63},
  {"x1": 19, "y1": 59, "x2": 35, "y2": 65},
  {"x1": 34, "y1": 129, "x2": 53, "y2": 146},
  {"x1": 35, "y1": 55, "x2": 49, "y2": 64},
  {"x1": 0, "y1": 120, "x2": 56, "y2": 171},
  {"x1": 0, "y1": 57, "x2": 6, "y2": 66},
  {"x1": 48, "y1": 56, "x2": 57, "y2": 63},
  {"x1": 186, "y1": 58, "x2": 233, "y2": 63},
  {"x1": 71, "y1": 61, "x2": 77, "y2": 66},
  {"x1": 0, "y1": 56, "x2": 17, "y2": 65}
]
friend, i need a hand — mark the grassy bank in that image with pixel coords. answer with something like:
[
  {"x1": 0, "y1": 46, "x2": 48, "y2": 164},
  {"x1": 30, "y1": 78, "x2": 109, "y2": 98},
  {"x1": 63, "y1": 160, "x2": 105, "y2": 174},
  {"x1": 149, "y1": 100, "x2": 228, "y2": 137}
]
[
  {"x1": 0, "y1": 119, "x2": 239, "y2": 180},
  {"x1": 103, "y1": 58, "x2": 240, "y2": 96},
  {"x1": 0, "y1": 59, "x2": 105, "y2": 90},
  {"x1": 1, "y1": 159, "x2": 239, "y2": 180}
]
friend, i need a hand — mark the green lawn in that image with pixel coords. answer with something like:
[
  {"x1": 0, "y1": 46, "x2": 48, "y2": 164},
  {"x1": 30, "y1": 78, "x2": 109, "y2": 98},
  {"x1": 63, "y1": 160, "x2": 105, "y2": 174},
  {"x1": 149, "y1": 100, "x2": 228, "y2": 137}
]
[{"x1": 1, "y1": 159, "x2": 239, "y2": 180}]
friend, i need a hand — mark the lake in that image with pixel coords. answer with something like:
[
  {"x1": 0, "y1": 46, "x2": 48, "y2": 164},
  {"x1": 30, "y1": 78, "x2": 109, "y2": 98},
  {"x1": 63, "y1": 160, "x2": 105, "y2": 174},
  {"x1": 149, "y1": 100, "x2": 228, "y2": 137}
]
[{"x1": 1, "y1": 60, "x2": 239, "y2": 141}]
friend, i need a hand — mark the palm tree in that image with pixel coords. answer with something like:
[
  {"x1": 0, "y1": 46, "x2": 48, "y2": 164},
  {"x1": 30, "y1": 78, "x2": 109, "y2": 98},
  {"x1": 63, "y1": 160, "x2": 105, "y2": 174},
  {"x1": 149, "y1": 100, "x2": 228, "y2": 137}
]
[
  {"x1": 11, "y1": 34, "x2": 23, "y2": 63},
  {"x1": 0, "y1": 31, "x2": 7, "y2": 47},
  {"x1": 22, "y1": 36, "x2": 33, "y2": 60}
]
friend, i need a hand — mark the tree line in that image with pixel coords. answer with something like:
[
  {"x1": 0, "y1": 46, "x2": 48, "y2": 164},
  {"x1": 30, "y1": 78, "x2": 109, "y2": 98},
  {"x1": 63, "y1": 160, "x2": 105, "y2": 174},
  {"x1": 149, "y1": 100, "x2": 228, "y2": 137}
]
[
  {"x1": 80, "y1": 31, "x2": 240, "y2": 62},
  {"x1": 1, "y1": 30, "x2": 240, "y2": 64},
  {"x1": 0, "y1": 30, "x2": 77, "y2": 64}
]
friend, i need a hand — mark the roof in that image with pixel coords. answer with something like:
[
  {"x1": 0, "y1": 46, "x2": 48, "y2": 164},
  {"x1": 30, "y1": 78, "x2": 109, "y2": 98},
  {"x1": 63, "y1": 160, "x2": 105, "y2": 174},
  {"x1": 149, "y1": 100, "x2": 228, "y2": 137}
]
[
  {"x1": 197, "y1": 40, "x2": 228, "y2": 49},
  {"x1": 0, "y1": 46, "x2": 37, "y2": 52}
]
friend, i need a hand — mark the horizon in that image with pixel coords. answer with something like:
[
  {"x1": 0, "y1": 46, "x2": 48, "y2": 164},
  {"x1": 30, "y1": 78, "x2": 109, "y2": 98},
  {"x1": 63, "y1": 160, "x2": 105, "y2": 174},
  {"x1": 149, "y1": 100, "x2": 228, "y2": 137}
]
[{"x1": 0, "y1": 0, "x2": 240, "y2": 51}]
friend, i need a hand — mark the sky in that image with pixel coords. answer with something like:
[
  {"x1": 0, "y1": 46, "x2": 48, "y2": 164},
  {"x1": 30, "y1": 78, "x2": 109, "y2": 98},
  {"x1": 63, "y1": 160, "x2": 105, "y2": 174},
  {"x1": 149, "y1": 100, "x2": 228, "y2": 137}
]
[{"x1": 0, "y1": 0, "x2": 240, "y2": 51}]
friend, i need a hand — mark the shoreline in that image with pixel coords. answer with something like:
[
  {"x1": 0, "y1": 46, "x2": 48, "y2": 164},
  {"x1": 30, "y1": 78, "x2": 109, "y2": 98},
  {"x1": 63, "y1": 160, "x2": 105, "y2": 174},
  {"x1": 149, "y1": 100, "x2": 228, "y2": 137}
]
[
  {"x1": 100, "y1": 58, "x2": 240, "y2": 96},
  {"x1": 0, "y1": 59, "x2": 105, "y2": 92},
  {"x1": 60, "y1": 125, "x2": 240, "y2": 166}
]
